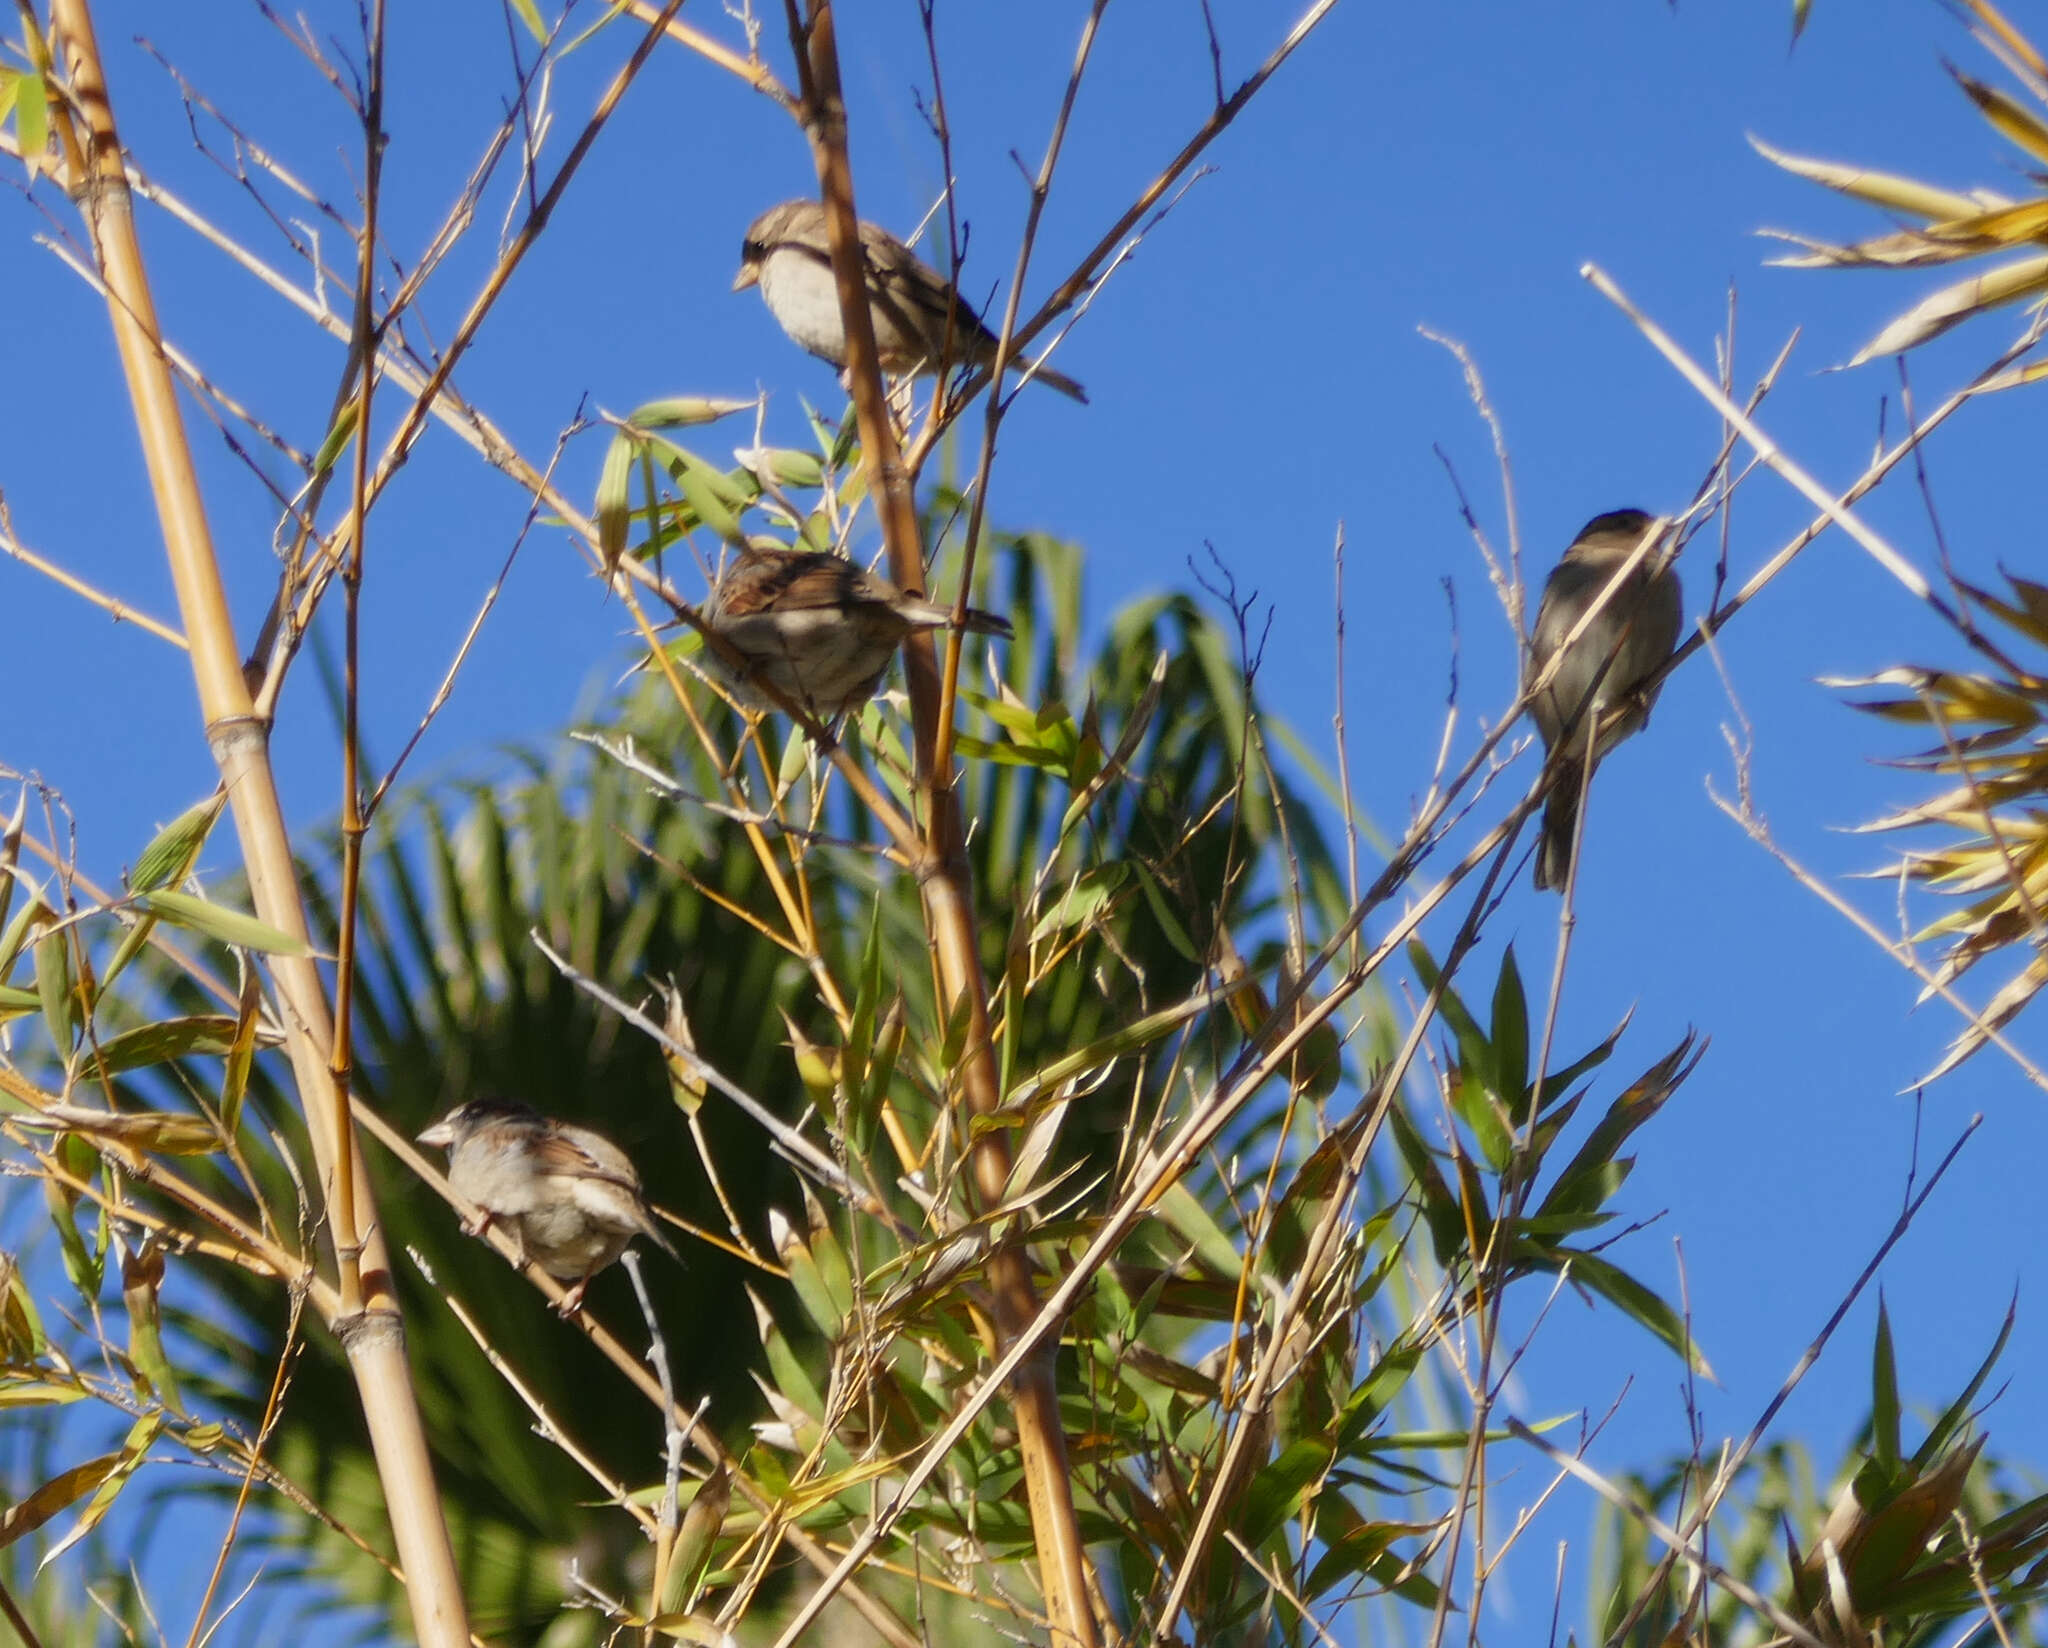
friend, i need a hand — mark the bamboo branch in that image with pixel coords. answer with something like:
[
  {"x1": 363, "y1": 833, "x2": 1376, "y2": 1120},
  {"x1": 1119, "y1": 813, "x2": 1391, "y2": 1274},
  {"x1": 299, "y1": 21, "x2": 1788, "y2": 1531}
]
[
  {"x1": 615, "y1": 0, "x2": 795, "y2": 107},
  {"x1": 783, "y1": 8, "x2": 1099, "y2": 1644},
  {"x1": 328, "y1": 0, "x2": 387, "y2": 1325},
  {"x1": 43, "y1": 3, "x2": 470, "y2": 1641},
  {"x1": 0, "y1": 510, "x2": 186, "y2": 647}
]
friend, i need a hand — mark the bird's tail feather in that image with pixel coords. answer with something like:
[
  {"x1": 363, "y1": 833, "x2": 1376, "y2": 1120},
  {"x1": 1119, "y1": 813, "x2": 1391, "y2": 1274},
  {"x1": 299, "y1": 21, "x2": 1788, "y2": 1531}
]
[
  {"x1": 895, "y1": 599, "x2": 1014, "y2": 639},
  {"x1": 639, "y1": 1213, "x2": 681, "y2": 1261},
  {"x1": 1534, "y1": 784, "x2": 1580, "y2": 893},
  {"x1": 1027, "y1": 363, "x2": 1088, "y2": 403}
]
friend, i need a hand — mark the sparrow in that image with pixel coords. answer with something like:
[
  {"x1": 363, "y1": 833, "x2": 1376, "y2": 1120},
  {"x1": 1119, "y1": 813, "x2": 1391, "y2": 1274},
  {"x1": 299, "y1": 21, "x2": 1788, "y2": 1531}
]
[
  {"x1": 691, "y1": 540, "x2": 1012, "y2": 719},
  {"x1": 734, "y1": 199, "x2": 1087, "y2": 403},
  {"x1": 416, "y1": 1097, "x2": 676, "y2": 1312},
  {"x1": 1525, "y1": 508, "x2": 1683, "y2": 892}
]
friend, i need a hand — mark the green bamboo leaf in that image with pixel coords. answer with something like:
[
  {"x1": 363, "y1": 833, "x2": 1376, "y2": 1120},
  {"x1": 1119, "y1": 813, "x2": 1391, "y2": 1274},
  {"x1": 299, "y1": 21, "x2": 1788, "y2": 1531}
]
[
  {"x1": 1523, "y1": 1173, "x2": 1629, "y2": 1233},
  {"x1": 775, "y1": 1222, "x2": 844, "y2": 1336},
  {"x1": 1535, "y1": 1246, "x2": 1710, "y2": 1375},
  {"x1": 45, "y1": 1135, "x2": 103, "y2": 1298},
  {"x1": 641, "y1": 1611, "x2": 732, "y2": 1645},
  {"x1": 951, "y1": 734, "x2": 1066, "y2": 771},
  {"x1": 38, "y1": 1412, "x2": 163, "y2": 1569},
  {"x1": 626, "y1": 396, "x2": 756, "y2": 429},
  {"x1": 1914, "y1": 1297, "x2": 2014, "y2": 1469},
  {"x1": 1303, "y1": 1519, "x2": 1422, "y2": 1597},
  {"x1": 99, "y1": 909, "x2": 162, "y2": 997},
  {"x1": 0, "y1": 1254, "x2": 46, "y2": 1360},
  {"x1": 0, "y1": 1452, "x2": 125, "y2": 1550},
  {"x1": 1389, "y1": 1105, "x2": 1464, "y2": 1267},
  {"x1": 33, "y1": 912, "x2": 77, "y2": 1052},
  {"x1": 1030, "y1": 865, "x2": 1125, "y2": 943},
  {"x1": 508, "y1": 0, "x2": 547, "y2": 43},
  {"x1": 1490, "y1": 945, "x2": 1529, "y2": 1114},
  {"x1": 1368, "y1": 1550, "x2": 1444, "y2": 1609},
  {"x1": 13, "y1": 63, "x2": 47, "y2": 174},
  {"x1": 218, "y1": 963, "x2": 264, "y2": 1136},
  {"x1": 1451, "y1": 1149, "x2": 1492, "y2": 1246},
  {"x1": 661, "y1": 1461, "x2": 730, "y2": 1616},
  {"x1": 960, "y1": 691, "x2": 1069, "y2": 744},
  {"x1": 1155, "y1": 1182, "x2": 1249, "y2": 1281},
  {"x1": 0, "y1": 784, "x2": 25, "y2": 942},
  {"x1": 122, "y1": 1246, "x2": 185, "y2": 1416},
  {"x1": 0, "y1": 1382, "x2": 86, "y2": 1409},
  {"x1": 1848, "y1": 1440, "x2": 1984, "y2": 1607},
  {"x1": 666, "y1": 447, "x2": 749, "y2": 544},
  {"x1": 42, "y1": 1108, "x2": 220, "y2": 1155},
  {"x1": 1237, "y1": 1439, "x2": 1335, "y2": 1552},
  {"x1": 131, "y1": 794, "x2": 227, "y2": 895},
  {"x1": 1131, "y1": 861, "x2": 1198, "y2": 962},
  {"x1": 595, "y1": 425, "x2": 637, "y2": 569},
  {"x1": 1535, "y1": 1032, "x2": 1700, "y2": 1223},
  {"x1": 142, "y1": 890, "x2": 312, "y2": 956},
  {"x1": 0, "y1": 871, "x2": 41, "y2": 982},
  {"x1": 803, "y1": 1202, "x2": 855, "y2": 1325},
  {"x1": 89, "y1": 1015, "x2": 241, "y2": 1074},
  {"x1": 1448, "y1": 1064, "x2": 1514, "y2": 1173},
  {"x1": 1537, "y1": 1013, "x2": 1628, "y2": 1103},
  {"x1": 1872, "y1": 1295, "x2": 1900, "y2": 1472},
  {"x1": 745, "y1": 1285, "x2": 824, "y2": 1421},
  {"x1": 1408, "y1": 942, "x2": 1493, "y2": 1093},
  {"x1": 309, "y1": 401, "x2": 360, "y2": 478},
  {"x1": 1004, "y1": 980, "x2": 1243, "y2": 1114},
  {"x1": 761, "y1": 447, "x2": 824, "y2": 489}
]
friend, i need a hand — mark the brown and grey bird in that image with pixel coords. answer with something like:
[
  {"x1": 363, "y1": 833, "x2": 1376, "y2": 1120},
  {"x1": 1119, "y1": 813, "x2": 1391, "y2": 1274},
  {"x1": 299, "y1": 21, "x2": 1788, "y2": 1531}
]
[
  {"x1": 417, "y1": 1097, "x2": 675, "y2": 1312},
  {"x1": 734, "y1": 199, "x2": 1087, "y2": 402},
  {"x1": 693, "y1": 540, "x2": 1012, "y2": 719},
  {"x1": 1526, "y1": 508, "x2": 1683, "y2": 892}
]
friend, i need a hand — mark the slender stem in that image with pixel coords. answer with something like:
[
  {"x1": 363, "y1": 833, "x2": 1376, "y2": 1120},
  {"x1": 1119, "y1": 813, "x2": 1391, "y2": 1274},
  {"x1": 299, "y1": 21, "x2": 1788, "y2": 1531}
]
[
  {"x1": 330, "y1": 0, "x2": 388, "y2": 1320},
  {"x1": 931, "y1": 0, "x2": 1108, "y2": 783},
  {"x1": 785, "y1": 8, "x2": 1098, "y2": 1644},
  {"x1": 0, "y1": 1579, "x2": 47, "y2": 1648},
  {"x1": 45, "y1": 4, "x2": 469, "y2": 1641}
]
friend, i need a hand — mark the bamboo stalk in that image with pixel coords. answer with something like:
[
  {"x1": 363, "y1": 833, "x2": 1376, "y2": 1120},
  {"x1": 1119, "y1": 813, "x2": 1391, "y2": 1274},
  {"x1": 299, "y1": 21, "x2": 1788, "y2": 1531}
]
[
  {"x1": 785, "y1": 8, "x2": 1099, "y2": 1645},
  {"x1": 45, "y1": 4, "x2": 471, "y2": 1642}
]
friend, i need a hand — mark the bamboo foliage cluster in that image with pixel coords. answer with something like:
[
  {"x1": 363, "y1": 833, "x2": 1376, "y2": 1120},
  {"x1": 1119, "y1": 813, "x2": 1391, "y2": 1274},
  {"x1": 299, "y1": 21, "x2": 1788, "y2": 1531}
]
[
  {"x1": 1756, "y1": 0, "x2": 2048, "y2": 1088},
  {"x1": 2, "y1": 2, "x2": 2048, "y2": 1648},
  {"x1": 1760, "y1": 0, "x2": 2048, "y2": 375},
  {"x1": 1831, "y1": 573, "x2": 2048, "y2": 1085},
  {"x1": 1593, "y1": 1299, "x2": 2048, "y2": 1648}
]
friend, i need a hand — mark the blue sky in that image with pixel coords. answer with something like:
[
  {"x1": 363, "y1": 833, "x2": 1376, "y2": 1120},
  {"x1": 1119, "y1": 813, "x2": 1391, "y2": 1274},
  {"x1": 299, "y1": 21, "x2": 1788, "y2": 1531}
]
[{"x1": 5, "y1": 0, "x2": 2047, "y2": 1637}]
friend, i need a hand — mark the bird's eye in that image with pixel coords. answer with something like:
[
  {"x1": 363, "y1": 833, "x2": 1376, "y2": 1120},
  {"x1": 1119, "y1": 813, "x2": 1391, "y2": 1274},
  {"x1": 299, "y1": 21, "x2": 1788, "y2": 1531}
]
[{"x1": 742, "y1": 240, "x2": 764, "y2": 260}]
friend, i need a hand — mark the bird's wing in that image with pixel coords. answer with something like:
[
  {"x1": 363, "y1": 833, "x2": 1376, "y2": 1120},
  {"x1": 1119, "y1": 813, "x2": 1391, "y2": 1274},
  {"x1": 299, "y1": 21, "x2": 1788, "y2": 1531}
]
[
  {"x1": 535, "y1": 1125, "x2": 676, "y2": 1253},
  {"x1": 531, "y1": 1126, "x2": 642, "y2": 1193},
  {"x1": 722, "y1": 550, "x2": 902, "y2": 617},
  {"x1": 860, "y1": 224, "x2": 997, "y2": 355}
]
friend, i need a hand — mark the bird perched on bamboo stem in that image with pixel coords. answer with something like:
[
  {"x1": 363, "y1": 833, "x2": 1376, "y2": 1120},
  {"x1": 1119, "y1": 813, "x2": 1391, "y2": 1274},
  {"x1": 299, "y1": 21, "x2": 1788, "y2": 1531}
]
[
  {"x1": 1526, "y1": 508, "x2": 1683, "y2": 892},
  {"x1": 417, "y1": 1098, "x2": 675, "y2": 1312},
  {"x1": 688, "y1": 540, "x2": 1011, "y2": 720},
  {"x1": 734, "y1": 199, "x2": 1087, "y2": 403}
]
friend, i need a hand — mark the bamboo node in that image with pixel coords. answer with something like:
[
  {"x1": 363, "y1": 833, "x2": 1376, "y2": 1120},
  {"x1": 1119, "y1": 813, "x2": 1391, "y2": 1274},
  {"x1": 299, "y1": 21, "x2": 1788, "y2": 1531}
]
[
  {"x1": 336, "y1": 1306, "x2": 406, "y2": 1357},
  {"x1": 207, "y1": 713, "x2": 271, "y2": 760}
]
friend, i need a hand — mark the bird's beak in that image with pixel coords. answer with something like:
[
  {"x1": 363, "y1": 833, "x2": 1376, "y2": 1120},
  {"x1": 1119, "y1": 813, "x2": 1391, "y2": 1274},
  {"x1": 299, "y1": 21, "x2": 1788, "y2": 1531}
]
[
  {"x1": 731, "y1": 263, "x2": 759, "y2": 292},
  {"x1": 416, "y1": 1118, "x2": 456, "y2": 1148}
]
